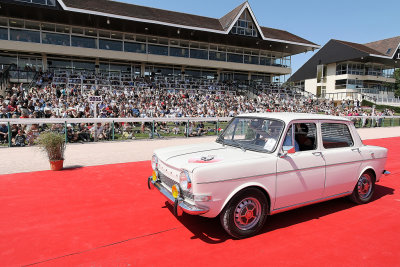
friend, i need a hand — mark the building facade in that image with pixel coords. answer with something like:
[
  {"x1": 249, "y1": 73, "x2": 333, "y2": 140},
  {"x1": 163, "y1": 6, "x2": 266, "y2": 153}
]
[
  {"x1": 0, "y1": 0, "x2": 318, "y2": 84},
  {"x1": 290, "y1": 37, "x2": 400, "y2": 100}
]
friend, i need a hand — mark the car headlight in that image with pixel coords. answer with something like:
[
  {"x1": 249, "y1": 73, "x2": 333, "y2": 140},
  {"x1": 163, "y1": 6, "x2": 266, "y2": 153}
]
[
  {"x1": 179, "y1": 170, "x2": 192, "y2": 190},
  {"x1": 151, "y1": 154, "x2": 158, "y2": 170}
]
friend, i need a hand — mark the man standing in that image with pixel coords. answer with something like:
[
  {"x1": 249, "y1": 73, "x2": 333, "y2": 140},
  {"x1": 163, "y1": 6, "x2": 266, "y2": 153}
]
[{"x1": 0, "y1": 123, "x2": 8, "y2": 144}]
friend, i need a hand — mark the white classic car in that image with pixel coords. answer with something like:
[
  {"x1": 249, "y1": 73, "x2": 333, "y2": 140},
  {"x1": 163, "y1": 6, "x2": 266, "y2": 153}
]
[{"x1": 147, "y1": 113, "x2": 389, "y2": 238}]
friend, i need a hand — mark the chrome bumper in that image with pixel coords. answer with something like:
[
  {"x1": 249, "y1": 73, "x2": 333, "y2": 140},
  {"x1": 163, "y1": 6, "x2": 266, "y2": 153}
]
[{"x1": 148, "y1": 176, "x2": 209, "y2": 216}]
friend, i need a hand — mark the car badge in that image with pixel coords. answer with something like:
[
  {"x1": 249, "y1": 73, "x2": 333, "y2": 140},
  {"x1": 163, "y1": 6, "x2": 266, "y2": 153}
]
[{"x1": 201, "y1": 155, "x2": 215, "y2": 161}]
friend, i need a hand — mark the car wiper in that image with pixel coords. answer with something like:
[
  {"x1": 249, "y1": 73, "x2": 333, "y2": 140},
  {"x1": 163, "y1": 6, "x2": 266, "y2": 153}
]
[{"x1": 230, "y1": 139, "x2": 246, "y2": 152}]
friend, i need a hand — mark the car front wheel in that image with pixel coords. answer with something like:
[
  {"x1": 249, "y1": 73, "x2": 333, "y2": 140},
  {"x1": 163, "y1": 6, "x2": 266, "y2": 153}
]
[
  {"x1": 349, "y1": 171, "x2": 375, "y2": 204},
  {"x1": 220, "y1": 188, "x2": 268, "y2": 239}
]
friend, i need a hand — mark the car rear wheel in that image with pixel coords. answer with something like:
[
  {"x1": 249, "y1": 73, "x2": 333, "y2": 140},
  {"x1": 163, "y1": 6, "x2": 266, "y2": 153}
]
[
  {"x1": 220, "y1": 188, "x2": 268, "y2": 239},
  {"x1": 349, "y1": 171, "x2": 375, "y2": 204}
]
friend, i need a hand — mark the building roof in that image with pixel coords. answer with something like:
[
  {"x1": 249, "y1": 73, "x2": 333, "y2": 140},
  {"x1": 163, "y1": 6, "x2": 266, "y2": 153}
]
[
  {"x1": 364, "y1": 36, "x2": 400, "y2": 58},
  {"x1": 290, "y1": 38, "x2": 400, "y2": 82},
  {"x1": 335, "y1": 40, "x2": 385, "y2": 56},
  {"x1": 219, "y1": 2, "x2": 247, "y2": 31},
  {"x1": 58, "y1": 0, "x2": 318, "y2": 47}
]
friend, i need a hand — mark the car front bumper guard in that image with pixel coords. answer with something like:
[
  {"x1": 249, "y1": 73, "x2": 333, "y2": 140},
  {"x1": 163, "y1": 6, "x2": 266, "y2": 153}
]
[{"x1": 148, "y1": 176, "x2": 209, "y2": 216}]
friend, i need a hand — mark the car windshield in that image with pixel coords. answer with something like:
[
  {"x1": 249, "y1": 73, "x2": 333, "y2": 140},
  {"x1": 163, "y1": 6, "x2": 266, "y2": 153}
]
[{"x1": 218, "y1": 117, "x2": 284, "y2": 153}]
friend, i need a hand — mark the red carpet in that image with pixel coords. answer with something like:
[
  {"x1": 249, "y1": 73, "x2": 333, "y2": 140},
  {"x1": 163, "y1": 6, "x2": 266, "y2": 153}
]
[{"x1": 0, "y1": 138, "x2": 399, "y2": 266}]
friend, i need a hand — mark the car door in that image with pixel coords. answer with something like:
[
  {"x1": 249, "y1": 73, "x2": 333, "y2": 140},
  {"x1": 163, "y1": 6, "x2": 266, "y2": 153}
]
[
  {"x1": 320, "y1": 121, "x2": 363, "y2": 197},
  {"x1": 274, "y1": 121, "x2": 326, "y2": 211}
]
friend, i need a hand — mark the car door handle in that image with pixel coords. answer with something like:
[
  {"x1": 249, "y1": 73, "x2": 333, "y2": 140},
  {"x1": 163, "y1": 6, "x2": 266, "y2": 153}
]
[
  {"x1": 351, "y1": 148, "x2": 360, "y2": 152},
  {"x1": 312, "y1": 152, "x2": 322, "y2": 156}
]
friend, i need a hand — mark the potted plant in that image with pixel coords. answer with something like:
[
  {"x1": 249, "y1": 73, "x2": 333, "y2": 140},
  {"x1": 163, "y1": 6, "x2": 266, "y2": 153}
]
[{"x1": 36, "y1": 131, "x2": 66, "y2": 171}]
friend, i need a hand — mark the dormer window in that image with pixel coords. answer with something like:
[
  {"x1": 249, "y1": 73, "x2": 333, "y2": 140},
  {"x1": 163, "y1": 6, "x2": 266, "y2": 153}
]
[
  {"x1": 386, "y1": 48, "x2": 392, "y2": 55},
  {"x1": 230, "y1": 10, "x2": 258, "y2": 37}
]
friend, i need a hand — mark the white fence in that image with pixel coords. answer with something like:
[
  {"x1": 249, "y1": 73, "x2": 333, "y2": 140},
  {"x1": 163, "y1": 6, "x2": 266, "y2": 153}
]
[{"x1": 1, "y1": 116, "x2": 400, "y2": 147}]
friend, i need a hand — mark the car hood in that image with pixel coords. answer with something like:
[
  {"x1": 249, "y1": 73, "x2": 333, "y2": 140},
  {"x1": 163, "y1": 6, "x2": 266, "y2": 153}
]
[{"x1": 155, "y1": 142, "x2": 271, "y2": 172}]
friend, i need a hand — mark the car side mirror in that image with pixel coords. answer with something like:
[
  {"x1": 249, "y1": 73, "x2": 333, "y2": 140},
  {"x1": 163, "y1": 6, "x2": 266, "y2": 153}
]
[
  {"x1": 280, "y1": 146, "x2": 295, "y2": 158},
  {"x1": 287, "y1": 147, "x2": 296, "y2": 154}
]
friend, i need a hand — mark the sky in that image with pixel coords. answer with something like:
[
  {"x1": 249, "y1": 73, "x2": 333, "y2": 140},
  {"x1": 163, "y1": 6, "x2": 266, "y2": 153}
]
[{"x1": 118, "y1": 0, "x2": 399, "y2": 75}]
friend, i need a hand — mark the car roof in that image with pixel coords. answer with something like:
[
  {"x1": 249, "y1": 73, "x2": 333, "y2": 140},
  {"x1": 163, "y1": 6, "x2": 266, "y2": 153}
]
[{"x1": 236, "y1": 112, "x2": 351, "y2": 124}]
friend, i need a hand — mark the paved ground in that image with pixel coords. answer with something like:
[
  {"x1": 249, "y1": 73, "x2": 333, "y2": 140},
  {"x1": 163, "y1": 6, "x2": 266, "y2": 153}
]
[{"x1": 1, "y1": 126, "x2": 399, "y2": 175}]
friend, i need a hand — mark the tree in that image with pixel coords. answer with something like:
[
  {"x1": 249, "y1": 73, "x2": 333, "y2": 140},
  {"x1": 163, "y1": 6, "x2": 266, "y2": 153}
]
[{"x1": 394, "y1": 69, "x2": 400, "y2": 98}]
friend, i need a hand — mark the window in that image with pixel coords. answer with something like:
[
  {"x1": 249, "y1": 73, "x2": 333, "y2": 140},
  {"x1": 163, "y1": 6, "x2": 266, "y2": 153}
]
[
  {"x1": 230, "y1": 10, "x2": 258, "y2": 37},
  {"x1": 227, "y1": 53, "x2": 243, "y2": 63},
  {"x1": 294, "y1": 123, "x2": 317, "y2": 151},
  {"x1": 124, "y1": 42, "x2": 146, "y2": 53},
  {"x1": 0, "y1": 28, "x2": 8, "y2": 40},
  {"x1": 71, "y1": 36, "x2": 96, "y2": 49},
  {"x1": 244, "y1": 55, "x2": 259, "y2": 65},
  {"x1": 99, "y1": 39, "x2": 122, "y2": 51},
  {"x1": 147, "y1": 44, "x2": 168, "y2": 56},
  {"x1": 321, "y1": 123, "x2": 354, "y2": 149},
  {"x1": 190, "y1": 49, "x2": 208, "y2": 60},
  {"x1": 42, "y1": 32, "x2": 70, "y2": 46},
  {"x1": 218, "y1": 117, "x2": 284, "y2": 153},
  {"x1": 209, "y1": 51, "x2": 226, "y2": 61},
  {"x1": 170, "y1": 47, "x2": 189, "y2": 58},
  {"x1": 10, "y1": 29, "x2": 40, "y2": 43}
]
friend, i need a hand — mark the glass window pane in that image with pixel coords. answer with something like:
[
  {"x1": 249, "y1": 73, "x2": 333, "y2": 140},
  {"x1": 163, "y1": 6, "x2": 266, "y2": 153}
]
[
  {"x1": 227, "y1": 53, "x2": 243, "y2": 63},
  {"x1": 41, "y1": 23, "x2": 55, "y2": 32},
  {"x1": 10, "y1": 29, "x2": 40, "y2": 43},
  {"x1": 48, "y1": 59, "x2": 72, "y2": 69},
  {"x1": 99, "y1": 30, "x2": 110, "y2": 38},
  {"x1": 190, "y1": 49, "x2": 208, "y2": 60},
  {"x1": 56, "y1": 24, "x2": 70, "y2": 33},
  {"x1": 148, "y1": 44, "x2": 168, "y2": 56},
  {"x1": 25, "y1": 21, "x2": 40, "y2": 30},
  {"x1": 72, "y1": 27, "x2": 84, "y2": 35},
  {"x1": 209, "y1": 51, "x2": 226, "y2": 61},
  {"x1": 9, "y1": 19, "x2": 24, "y2": 28},
  {"x1": 170, "y1": 47, "x2": 188, "y2": 58},
  {"x1": 124, "y1": 34, "x2": 135, "y2": 41},
  {"x1": 321, "y1": 123, "x2": 353, "y2": 148},
  {"x1": 159, "y1": 38, "x2": 168, "y2": 45},
  {"x1": 0, "y1": 28, "x2": 8, "y2": 40},
  {"x1": 0, "y1": 55, "x2": 17, "y2": 65},
  {"x1": 111, "y1": 32, "x2": 123, "y2": 39},
  {"x1": 42, "y1": 32, "x2": 70, "y2": 46},
  {"x1": 99, "y1": 39, "x2": 123, "y2": 51},
  {"x1": 148, "y1": 37, "x2": 158, "y2": 44},
  {"x1": 234, "y1": 73, "x2": 248, "y2": 81},
  {"x1": 244, "y1": 55, "x2": 259, "y2": 65},
  {"x1": 85, "y1": 29, "x2": 97, "y2": 37},
  {"x1": 136, "y1": 35, "x2": 146, "y2": 42},
  {"x1": 124, "y1": 42, "x2": 146, "y2": 53},
  {"x1": 73, "y1": 61, "x2": 95, "y2": 70},
  {"x1": 71, "y1": 36, "x2": 96, "y2": 49},
  {"x1": 0, "y1": 17, "x2": 8, "y2": 27}
]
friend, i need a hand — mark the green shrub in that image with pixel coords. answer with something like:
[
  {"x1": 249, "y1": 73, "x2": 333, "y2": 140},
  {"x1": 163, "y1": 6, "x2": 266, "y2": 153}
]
[
  {"x1": 36, "y1": 131, "x2": 66, "y2": 161},
  {"x1": 361, "y1": 100, "x2": 400, "y2": 114}
]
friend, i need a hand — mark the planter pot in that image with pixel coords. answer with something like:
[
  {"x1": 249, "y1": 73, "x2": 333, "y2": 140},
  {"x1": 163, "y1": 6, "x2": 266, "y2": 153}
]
[{"x1": 50, "y1": 160, "x2": 64, "y2": 171}]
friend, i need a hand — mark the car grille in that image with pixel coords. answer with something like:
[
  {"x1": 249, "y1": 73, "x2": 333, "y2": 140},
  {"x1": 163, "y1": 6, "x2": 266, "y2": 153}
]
[{"x1": 159, "y1": 171, "x2": 193, "y2": 200}]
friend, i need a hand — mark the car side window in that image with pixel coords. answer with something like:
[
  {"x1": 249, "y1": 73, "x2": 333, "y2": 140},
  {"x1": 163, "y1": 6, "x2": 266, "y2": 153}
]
[
  {"x1": 321, "y1": 123, "x2": 354, "y2": 149},
  {"x1": 294, "y1": 123, "x2": 317, "y2": 151}
]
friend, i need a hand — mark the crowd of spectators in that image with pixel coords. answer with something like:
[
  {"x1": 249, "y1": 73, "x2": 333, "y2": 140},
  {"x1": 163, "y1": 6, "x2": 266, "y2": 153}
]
[{"x1": 0, "y1": 70, "x2": 396, "y2": 146}]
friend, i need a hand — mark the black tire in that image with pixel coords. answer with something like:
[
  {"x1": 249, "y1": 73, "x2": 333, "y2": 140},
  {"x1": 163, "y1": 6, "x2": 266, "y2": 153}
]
[
  {"x1": 220, "y1": 188, "x2": 268, "y2": 239},
  {"x1": 349, "y1": 171, "x2": 375, "y2": 204}
]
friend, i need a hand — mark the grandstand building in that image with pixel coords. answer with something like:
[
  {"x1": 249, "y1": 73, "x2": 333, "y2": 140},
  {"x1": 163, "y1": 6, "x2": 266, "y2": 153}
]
[
  {"x1": 0, "y1": 0, "x2": 318, "y2": 93},
  {"x1": 290, "y1": 37, "x2": 400, "y2": 100}
]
